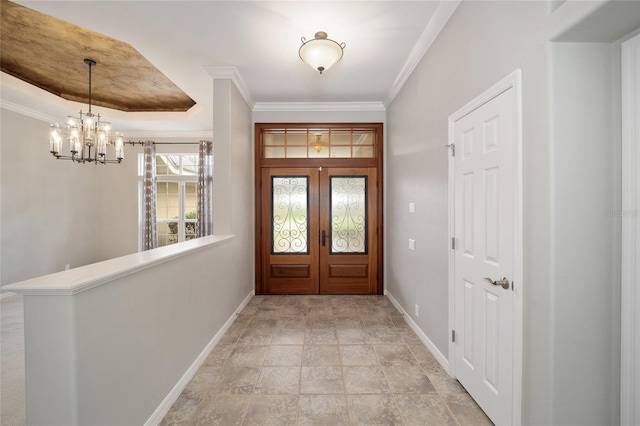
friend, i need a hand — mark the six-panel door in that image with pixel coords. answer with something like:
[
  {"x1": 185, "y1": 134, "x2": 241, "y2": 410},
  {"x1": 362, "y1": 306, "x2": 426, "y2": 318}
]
[{"x1": 453, "y1": 87, "x2": 516, "y2": 425}]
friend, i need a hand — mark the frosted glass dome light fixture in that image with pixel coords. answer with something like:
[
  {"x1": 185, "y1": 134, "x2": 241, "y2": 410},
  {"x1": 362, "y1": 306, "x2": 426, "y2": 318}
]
[{"x1": 299, "y1": 31, "x2": 345, "y2": 75}]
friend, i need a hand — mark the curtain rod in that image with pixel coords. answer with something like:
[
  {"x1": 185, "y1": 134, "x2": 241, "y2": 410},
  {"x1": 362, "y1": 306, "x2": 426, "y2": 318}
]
[
  {"x1": 126, "y1": 141, "x2": 209, "y2": 146},
  {"x1": 152, "y1": 142, "x2": 201, "y2": 145}
]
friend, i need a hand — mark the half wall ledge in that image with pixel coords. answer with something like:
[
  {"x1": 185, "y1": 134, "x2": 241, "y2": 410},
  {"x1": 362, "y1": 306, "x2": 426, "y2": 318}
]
[{"x1": 3, "y1": 234, "x2": 234, "y2": 295}]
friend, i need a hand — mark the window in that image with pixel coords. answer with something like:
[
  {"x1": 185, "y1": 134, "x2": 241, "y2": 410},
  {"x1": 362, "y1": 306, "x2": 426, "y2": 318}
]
[
  {"x1": 140, "y1": 153, "x2": 199, "y2": 247},
  {"x1": 261, "y1": 127, "x2": 377, "y2": 159},
  {"x1": 156, "y1": 154, "x2": 198, "y2": 247}
]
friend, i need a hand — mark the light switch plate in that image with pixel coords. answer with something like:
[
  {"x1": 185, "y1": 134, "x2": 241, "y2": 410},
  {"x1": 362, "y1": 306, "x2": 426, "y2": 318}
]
[
  {"x1": 409, "y1": 239, "x2": 416, "y2": 251},
  {"x1": 409, "y1": 202, "x2": 415, "y2": 213}
]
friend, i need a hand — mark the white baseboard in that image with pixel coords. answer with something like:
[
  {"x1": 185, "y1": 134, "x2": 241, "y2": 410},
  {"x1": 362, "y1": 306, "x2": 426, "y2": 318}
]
[
  {"x1": 385, "y1": 290, "x2": 450, "y2": 374},
  {"x1": 145, "y1": 289, "x2": 255, "y2": 425}
]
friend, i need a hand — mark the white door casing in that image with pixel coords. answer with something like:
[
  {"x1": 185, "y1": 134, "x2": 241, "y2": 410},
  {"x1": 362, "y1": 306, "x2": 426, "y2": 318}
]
[
  {"x1": 621, "y1": 32, "x2": 640, "y2": 426},
  {"x1": 448, "y1": 70, "x2": 523, "y2": 426}
]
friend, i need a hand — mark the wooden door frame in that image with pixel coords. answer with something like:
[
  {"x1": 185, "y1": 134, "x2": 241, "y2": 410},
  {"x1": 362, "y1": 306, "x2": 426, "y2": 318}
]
[
  {"x1": 447, "y1": 70, "x2": 523, "y2": 424},
  {"x1": 254, "y1": 122, "x2": 384, "y2": 295}
]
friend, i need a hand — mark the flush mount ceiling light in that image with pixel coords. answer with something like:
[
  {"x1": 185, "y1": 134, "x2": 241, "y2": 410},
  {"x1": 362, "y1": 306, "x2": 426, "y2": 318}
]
[
  {"x1": 299, "y1": 31, "x2": 345, "y2": 75},
  {"x1": 49, "y1": 59, "x2": 124, "y2": 164}
]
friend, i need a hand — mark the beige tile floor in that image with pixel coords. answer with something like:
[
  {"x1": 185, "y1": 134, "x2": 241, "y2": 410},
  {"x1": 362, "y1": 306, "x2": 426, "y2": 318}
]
[{"x1": 161, "y1": 295, "x2": 493, "y2": 426}]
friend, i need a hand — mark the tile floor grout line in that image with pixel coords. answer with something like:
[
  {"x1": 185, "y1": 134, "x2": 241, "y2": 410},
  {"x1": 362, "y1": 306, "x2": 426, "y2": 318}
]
[
  {"x1": 417, "y1": 353, "x2": 461, "y2": 426},
  {"x1": 337, "y1": 318, "x2": 353, "y2": 426},
  {"x1": 163, "y1": 295, "x2": 490, "y2": 425}
]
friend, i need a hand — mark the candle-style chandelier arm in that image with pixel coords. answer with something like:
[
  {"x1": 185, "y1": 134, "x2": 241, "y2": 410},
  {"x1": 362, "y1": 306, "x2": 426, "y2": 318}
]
[{"x1": 49, "y1": 118, "x2": 125, "y2": 164}]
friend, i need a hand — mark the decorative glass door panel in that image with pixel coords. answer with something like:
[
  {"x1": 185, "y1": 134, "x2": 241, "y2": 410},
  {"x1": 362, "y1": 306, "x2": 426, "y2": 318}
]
[
  {"x1": 260, "y1": 167, "x2": 377, "y2": 294},
  {"x1": 272, "y1": 176, "x2": 309, "y2": 254},
  {"x1": 330, "y1": 176, "x2": 367, "y2": 254}
]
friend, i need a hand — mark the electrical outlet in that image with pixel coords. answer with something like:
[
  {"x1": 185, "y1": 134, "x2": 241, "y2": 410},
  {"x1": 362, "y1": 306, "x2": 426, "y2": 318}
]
[
  {"x1": 64, "y1": 264, "x2": 70, "y2": 271},
  {"x1": 409, "y1": 239, "x2": 416, "y2": 251},
  {"x1": 409, "y1": 202, "x2": 415, "y2": 213},
  {"x1": 415, "y1": 304, "x2": 420, "y2": 317}
]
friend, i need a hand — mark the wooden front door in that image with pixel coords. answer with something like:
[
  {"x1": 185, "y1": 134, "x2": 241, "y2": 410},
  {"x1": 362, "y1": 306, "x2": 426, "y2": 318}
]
[{"x1": 260, "y1": 166, "x2": 378, "y2": 294}]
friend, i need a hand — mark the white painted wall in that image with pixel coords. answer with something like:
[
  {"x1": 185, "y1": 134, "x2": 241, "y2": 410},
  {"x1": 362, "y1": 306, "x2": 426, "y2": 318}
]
[
  {"x1": 72, "y1": 240, "x2": 248, "y2": 426},
  {"x1": 386, "y1": 1, "x2": 634, "y2": 424},
  {"x1": 213, "y1": 78, "x2": 255, "y2": 297},
  {"x1": 1, "y1": 109, "x2": 99, "y2": 286},
  {"x1": 9, "y1": 74, "x2": 254, "y2": 425},
  {"x1": 213, "y1": 79, "x2": 254, "y2": 302},
  {"x1": 13, "y1": 237, "x2": 251, "y2": 425},
  {"x1": 229, "y1": 81, "x2": 255, "y2": 297},
  {"x1": 550, "y1": 41, "x2": 621, "y2": 426},
  {"x1": 95, "y1": 143, "x2": 143, "y2": 261},
  {"x1": 386, "y1": 4, "x2": 552, "y2": 423},
  {"x1": 95, "y1": 138, "x2": 203, "y2": 261},
  {"x1": 0, "y1": 109, "x2": 210, "y2": 287}
]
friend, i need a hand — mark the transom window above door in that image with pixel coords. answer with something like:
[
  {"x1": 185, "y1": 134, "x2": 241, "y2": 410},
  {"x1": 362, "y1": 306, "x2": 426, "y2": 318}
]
[{"x1": 260, "y1": 127, "x2": 377, "y2": 159}]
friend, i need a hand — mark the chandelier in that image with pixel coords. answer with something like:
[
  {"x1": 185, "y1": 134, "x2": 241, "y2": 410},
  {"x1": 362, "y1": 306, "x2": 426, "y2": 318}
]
[
  {"x1": 49, "y1": 59, "x2": 124, "y2": 164},
  {"x1": 312, "y1": 134, "x2": 326, "y2": 152},
  {"x1": 299, "y1": 31, "x2": 345, "y2": 74}
]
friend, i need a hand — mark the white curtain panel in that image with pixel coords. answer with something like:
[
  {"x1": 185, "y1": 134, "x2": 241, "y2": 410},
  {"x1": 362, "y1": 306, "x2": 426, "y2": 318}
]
[
  {"x1": 143, "y1": 141, "x2": 158, "y2": 250},
  {"x1": 197, "y1": 140, "x2": 213, "y2": 237}
]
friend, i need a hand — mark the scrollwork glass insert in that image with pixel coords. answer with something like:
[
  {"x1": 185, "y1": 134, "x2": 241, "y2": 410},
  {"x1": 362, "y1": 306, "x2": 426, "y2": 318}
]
[
  {"x1": 331, "y1": 176, "x2": 367, "y2": 253},
  {"x1": 272, "y1": 177, "x2": 309, "y2": 253}
]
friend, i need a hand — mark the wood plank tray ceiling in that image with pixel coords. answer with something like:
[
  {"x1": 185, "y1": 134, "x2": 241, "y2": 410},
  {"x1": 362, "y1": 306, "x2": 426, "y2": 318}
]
[{"x1": 0, "y1": 0, "x2": 196, "y2": 112}]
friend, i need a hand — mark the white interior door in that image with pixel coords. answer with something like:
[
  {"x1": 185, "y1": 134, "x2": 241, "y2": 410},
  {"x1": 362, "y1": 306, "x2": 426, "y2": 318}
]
[{"x1": 451, "y1": 85, "x2": 518, "y2": 425}]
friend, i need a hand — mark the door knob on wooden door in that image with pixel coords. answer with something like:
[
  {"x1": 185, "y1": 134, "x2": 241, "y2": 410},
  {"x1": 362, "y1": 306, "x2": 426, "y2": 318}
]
[
  {"x1": 321, "y1": 230, "x2": 327, "y2": 246},
  {"x1": 483, "y1": 276, "x2": 510, "y2": 290}
]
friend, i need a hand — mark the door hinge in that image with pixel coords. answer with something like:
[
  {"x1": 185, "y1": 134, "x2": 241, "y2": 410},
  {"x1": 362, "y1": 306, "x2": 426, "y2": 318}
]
[
  {"x1": 451, "y1": 237, "x2": 456, "y2": 250},
  {"x1": 452, "y1": 330, "x2": 456, "y2": 342}
]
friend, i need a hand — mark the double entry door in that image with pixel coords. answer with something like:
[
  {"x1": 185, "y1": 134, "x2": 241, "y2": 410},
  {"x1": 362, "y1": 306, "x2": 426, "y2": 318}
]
[{"x1": 259, "y1": 167, "x2": 378, "y2": 294}]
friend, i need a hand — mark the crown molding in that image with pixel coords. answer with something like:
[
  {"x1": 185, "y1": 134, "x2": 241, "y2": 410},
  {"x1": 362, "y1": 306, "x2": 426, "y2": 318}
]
[
  {"x1": 385, "y1": 0, "x2": 461, "y2": 108},
  {"x1": 252, "y1": 101, "x2": 386, "y2": 113},
  {"x1": 204, "y1": 66, "x2": 254, "y2": 109},
  {"x1": 1, "y1": 99, "x2": 59, "y2": 124},
  {"x1": 1, "y1": 100, "x2": 212, "y2": 140},
  {"x1": 124, "y1": 130, "x2": 213, "y2": 140}
]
